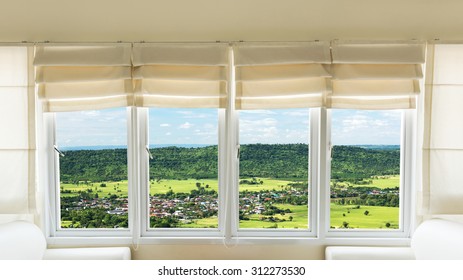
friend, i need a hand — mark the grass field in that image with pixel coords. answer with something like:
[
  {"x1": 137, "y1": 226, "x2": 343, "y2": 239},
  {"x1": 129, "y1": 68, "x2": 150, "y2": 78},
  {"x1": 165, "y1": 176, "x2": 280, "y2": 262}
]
[
  {"x1": 61, "y1": 178, "x2": 298, "y2": 197},
  {"x1": 150, "y1": 179, "x2": 219, "y2": 195},
  {"x1": 61, "y1": 180, "x2": 129, "y2": 197},
  {"x1": 331, "y1": 176, "x2": 400, "y2": 189},
  {"x1": 240, "y1": 204, "x2": 309, "y2": 229},
  {"x1": 367, "y1": 176, "x2": 400, "y2": 189},
  {"x1": 330, "y1": 203, "x2": 399, "y2": 229},
  {"x1": 178, "y1": 216, "x2": 218, "y2": 228}
]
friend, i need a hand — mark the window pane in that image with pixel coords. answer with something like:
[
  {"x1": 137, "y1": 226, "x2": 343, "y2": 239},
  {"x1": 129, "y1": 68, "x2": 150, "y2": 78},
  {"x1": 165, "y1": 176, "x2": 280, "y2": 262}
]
[
  {"x1": 239, "y1": 109, "x2": 310, "y2": 230},
  {"x1": 148, "y1": 108, "x2": 219, "y2": 229},
  {"x1": 56, "y1": 108, "x2": 128, "y2": 229},
  {"x1": 330, "y1": 109, "x2": 401, "y2": 230}
]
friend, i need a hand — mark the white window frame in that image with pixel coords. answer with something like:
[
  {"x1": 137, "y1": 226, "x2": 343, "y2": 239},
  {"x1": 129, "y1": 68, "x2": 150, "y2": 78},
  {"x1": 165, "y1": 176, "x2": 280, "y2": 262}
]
[
  {"x1": 231, "y1": 108, "x2": 319, "y2": 238},
  {"x1": 45, "y1": 108, "x2": 134, "y2": 238},
  {"x1": 323, "y1": 109, "x2": 414, "y2": 239},
  {"x1": 42, "y1": 105, "x2": 414, "y2": 242},
  {"x1": 139, "y1": 108, "x2": 226, "y2": 238}
]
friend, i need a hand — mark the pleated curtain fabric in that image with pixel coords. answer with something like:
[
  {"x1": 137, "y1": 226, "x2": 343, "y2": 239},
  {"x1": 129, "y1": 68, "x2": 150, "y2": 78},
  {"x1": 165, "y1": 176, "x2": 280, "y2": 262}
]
[
  {"x1": 233, "y1": 42, "x2": 332, "y2": 109},
  {"x1": 132, "y1": 43, "x2": 230, "y2": 108},
  {"x1": 422, "y1": 43, "x2": 463, "y2": 215},
  {"x1": 0, "y1": 45, "x2": 36, "y2": 223},
  {"x1": 34, "y1": 44, "x2": 133, "y2": 112},
  {"x1": 329, "y1": 41, "x2": 425, "y2": 109}
]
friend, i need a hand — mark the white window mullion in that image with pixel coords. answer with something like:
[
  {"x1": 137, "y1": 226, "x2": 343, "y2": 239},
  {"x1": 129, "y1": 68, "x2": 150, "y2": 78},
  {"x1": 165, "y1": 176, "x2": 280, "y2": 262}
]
[
  {"x1": 309, "y1": 108, "x2": 320, "y2": 236},
  {"x1": 138, "y1": 108, "x2": 149, "y2": 237},
  {"x1": 128, "y1": 106, "x2": 140, "y2": 241},
  {"x1": 402, "y1": 109, "x2": 415, "y2": 237},
  {"x1": 226, "y1": 45, "x2": 239, "y2": 240},
  {"x1": 45, "y1": 113, "x2": 59, "y2": 237},
  {"x1": 319, "y1": 108, "x2": 330, "y2": 238}
]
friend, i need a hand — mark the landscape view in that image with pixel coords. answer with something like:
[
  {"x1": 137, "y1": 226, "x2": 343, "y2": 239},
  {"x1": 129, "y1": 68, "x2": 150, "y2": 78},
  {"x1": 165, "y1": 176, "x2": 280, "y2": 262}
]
[{"x1": 57, "y1": 108, "x2": 401, "y2": 231}]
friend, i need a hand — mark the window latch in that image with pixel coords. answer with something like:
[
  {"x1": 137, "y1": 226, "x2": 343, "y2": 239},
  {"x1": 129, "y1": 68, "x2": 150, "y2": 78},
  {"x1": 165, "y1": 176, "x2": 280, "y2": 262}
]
[
  {"x1": 146, "y1": 146, "x2": 154, "y2": 160},
  {"x1": 237, "y1": 144, "x2": 240, "y2": 159},
  {"x1": 54, "y1": 145, "x2": 65, "y2": 157}
]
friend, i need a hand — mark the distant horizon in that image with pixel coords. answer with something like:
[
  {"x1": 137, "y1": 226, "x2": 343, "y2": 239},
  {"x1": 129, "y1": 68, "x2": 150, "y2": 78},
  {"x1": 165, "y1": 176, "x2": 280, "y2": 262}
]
[{"x1": 60, "y1": 143, "x2": 401, "y2": 151}]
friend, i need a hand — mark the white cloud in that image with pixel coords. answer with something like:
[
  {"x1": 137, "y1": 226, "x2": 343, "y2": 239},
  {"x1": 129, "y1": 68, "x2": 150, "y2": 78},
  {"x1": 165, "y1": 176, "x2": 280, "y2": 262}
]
[
  {"x1": 179, "y1": 122, "x2": 194, "y2": 129},
  {"x1": 160, "y1": 123, "x2": 171, "y2": 127},
  {"x1": 165, "y1": 132, "x2": 171, "y2": 136},
  {"x1": 239, "y1": 110, "x2": 277, "y2": 115},
  {"x1": 175, "y1": 110, "x2": 213, "y2": 119},
  {"x1": 80, "y1": 110, "x2": 100, "y2": 117},
  {"x1": 282, "y1": 110, "x2": 309, "y2": 117},
  {"x1": 332, "y1": 110, "x2": 401, "y2": 145}
]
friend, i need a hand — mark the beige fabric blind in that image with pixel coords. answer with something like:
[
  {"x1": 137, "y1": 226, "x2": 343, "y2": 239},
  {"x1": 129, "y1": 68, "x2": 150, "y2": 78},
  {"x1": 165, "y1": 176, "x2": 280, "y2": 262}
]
[
  {"x1": 233, "y1": 42, "x2": 331, "y2": 109},
  {"x1": 422, "y1": 44, "x2": 463, "y2": 215},
  {"x1": 329, "y1": 41, "x2": 425, "y2": 109},
  {"x1": 0, "y1": 46, "x2": 36, "y2": 221},
  {"x1": 133, "y1": 43, "x2": 229, "y2": 108},
  {"x1": 34, "y1": 44, "x2": 133, "y2": 112}
]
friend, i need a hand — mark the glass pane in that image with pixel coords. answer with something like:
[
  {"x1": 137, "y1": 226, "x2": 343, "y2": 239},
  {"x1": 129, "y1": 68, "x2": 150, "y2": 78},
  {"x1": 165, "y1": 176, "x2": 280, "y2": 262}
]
[
  {"x1": 56, "y1": 108, "x2": 128, "y2": 229},
  {"x1": 148, "y1": 108, "x2": 219, "y2": 229},
  {"x1": 330, "y1": 109, "x2": 401, "y2": 230},
  {"x1": 239, "y1": 109, "x2": 310, "y2": 230}
]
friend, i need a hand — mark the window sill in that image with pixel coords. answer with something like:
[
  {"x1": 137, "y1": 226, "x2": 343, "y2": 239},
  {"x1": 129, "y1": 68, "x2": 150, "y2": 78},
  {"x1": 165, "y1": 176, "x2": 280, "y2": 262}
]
[{"x1": 46, "y1": 235, "x2": 411, "y2": 247}]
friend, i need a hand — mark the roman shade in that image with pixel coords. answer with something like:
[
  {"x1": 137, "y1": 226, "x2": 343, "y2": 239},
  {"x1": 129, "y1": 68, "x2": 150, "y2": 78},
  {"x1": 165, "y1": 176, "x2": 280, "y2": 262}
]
[
  {"x1": 34, "y1": 44, "x2": 133, "y2": 112},
  {"x1": 329, "y1": 41, "x2": 425, "y2": 109},
  {"x1": 422, "y1": 43, "x2": 463, "y2": 215},
  {"x1": 132, "y1": 43, "x2": 229, "y2": 108},
  {"x1": 0, "y1": 45, "x2": 36, "y2": 222},
  {"x1": 233, "y1": 42, "x2": 331, "y2": 109}
]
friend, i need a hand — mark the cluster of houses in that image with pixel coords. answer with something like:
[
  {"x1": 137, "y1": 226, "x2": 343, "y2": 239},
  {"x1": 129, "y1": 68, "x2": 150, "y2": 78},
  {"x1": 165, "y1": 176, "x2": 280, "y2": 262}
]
[
  {"x1": 148, "y1": 189, "x2": 308, "y2": 221},
  {"x1": 149, "y1": 195, "x2": 218, "y2": 221},
  {"x1": 330, "y1": 186, "x2": 399, "y2": 198},
  {"x1": 65, "y1": 197, "x2": 129, "y2": 215},
  {"x1": 65, "y1": 188, "x2": 309, "y2": 222}
]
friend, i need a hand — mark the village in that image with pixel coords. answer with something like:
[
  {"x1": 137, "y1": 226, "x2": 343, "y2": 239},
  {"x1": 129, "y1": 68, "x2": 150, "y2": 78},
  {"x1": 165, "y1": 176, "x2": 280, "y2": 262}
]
[{"x1": 63, "y1": 188, "x2": 310, "y2": 224}]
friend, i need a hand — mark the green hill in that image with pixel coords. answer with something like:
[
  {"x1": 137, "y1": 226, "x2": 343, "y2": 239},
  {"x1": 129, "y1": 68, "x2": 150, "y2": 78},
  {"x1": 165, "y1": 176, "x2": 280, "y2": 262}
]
[{"x1": 59, "y1": 144, "x2": 400, "y2": 183}]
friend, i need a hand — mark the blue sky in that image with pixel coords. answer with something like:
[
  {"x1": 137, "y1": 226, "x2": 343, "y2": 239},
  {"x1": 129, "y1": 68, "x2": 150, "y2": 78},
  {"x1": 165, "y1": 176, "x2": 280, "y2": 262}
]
[{"x1": 56, "y1": 108, "x2": 401, "y2": 148}]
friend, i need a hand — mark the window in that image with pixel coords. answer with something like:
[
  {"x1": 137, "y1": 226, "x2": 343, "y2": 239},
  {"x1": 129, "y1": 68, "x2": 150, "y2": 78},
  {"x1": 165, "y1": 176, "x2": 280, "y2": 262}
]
[
  {"x1": 147, "y1": 108, "x2": 219, "y2": 229},
  {"x1": 329, "y1": 110, "x2": 402, "y2": 230},
  {"x1": 238, "y1": 109, "x2": 310, "y2": 230},
  {"x1": 54, "y1": 108, "x2": 128, "y2": 229}
]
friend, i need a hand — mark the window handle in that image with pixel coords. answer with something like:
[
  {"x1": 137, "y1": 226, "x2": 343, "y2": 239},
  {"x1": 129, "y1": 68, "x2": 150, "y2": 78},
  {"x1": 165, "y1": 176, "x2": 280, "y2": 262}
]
[
  {"x1": 237, "y1": 144, "x2": 240, "y2": 159},
  {"x1": 146, "y1": 146, "x2": 153, "y2": 160},
  {"x1": 54, "y1": 145, "x2": 65, "y2": 157}
]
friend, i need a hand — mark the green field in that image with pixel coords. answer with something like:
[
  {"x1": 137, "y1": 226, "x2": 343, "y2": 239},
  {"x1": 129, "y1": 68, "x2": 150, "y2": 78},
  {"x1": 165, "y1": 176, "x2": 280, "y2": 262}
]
[
  {"x1": 354, "y1": 175, "x2": 400, "y2": 189},
  {"x1": 61, "y1": 178, "x2": 297, "y2": 197},
  {"x1": 240, "y1": 204, "x2": 309, "y2": 229},
  {"x1": 331, "y1": 176, "x2": 400, "y2": 189},
  {"x1": 150, "y1": 179, "x2": 219, "y2": 195},
  {"x1": 330, "y1": 203, "x2": 399, "y2": 229},
  {"x1": 61, "y1": 180, "x2": 129, "y2": 197},
  {"x1": 178, "y1": 216, "x2": 218, "y2": 228}
]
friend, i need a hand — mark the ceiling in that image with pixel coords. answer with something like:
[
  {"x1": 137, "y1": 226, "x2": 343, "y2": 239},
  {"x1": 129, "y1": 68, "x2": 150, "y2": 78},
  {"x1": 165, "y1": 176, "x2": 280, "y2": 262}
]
[{"x1": 1, "y1": 0, "x2": 463, "y2": 42}]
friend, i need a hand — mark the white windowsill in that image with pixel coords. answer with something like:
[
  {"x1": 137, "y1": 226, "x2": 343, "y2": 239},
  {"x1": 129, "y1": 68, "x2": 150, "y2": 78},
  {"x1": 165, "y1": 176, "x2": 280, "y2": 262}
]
[{"x1": 46, "y1": 235, "x2": 411, "y2": 247}]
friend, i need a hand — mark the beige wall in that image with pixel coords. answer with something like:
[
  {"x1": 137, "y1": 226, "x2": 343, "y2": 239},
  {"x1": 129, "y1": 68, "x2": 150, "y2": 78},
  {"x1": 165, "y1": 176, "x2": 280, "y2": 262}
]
[
  {"x1": 1, "y1": 0, "x2": 463, "y2": 42},
  {"x1": 131, "y1": 244, "x2": 324, "y2": 260}
]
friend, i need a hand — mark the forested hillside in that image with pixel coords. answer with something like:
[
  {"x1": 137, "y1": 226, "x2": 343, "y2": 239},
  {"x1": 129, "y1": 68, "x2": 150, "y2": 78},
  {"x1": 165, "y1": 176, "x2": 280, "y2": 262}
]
[{"x1": 59, "y1": 144, "x2": 400, "y2": 183}]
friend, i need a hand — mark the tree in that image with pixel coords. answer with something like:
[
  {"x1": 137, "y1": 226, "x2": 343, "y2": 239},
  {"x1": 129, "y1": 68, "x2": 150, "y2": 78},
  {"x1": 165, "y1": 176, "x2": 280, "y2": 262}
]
[
  {"x1": 364, "y1": 210, "x2": 369, "y2": 216},
  {"x1": 342, "y1": 221, "x2": 349, "y2": 228}
]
